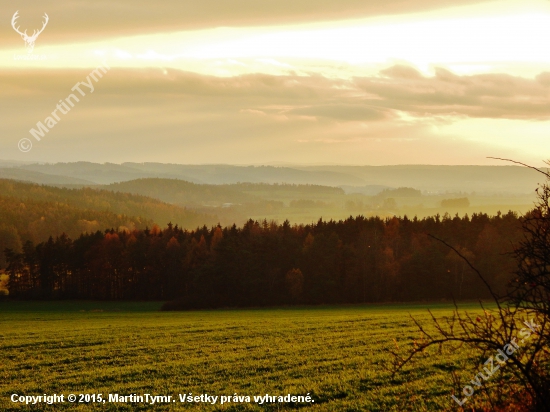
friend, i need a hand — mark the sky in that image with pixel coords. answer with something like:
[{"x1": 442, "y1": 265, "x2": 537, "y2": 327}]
[{"x1": 1, "y1": 0, "x2": 550, "y2": 165}]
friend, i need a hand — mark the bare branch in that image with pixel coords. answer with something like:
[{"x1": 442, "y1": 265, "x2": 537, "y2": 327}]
[{"x1": 487, "y1": 157, "x2": 550, "y2": 179}]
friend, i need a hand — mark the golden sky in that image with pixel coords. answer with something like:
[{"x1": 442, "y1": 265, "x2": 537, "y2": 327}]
[{"x1": 1, "y1": 0, "x2": 550, "y2": 165}]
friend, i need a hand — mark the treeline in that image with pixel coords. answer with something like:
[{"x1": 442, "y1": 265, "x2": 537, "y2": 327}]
[
  {"x1": 3, "y1": 212, "x2": 523, "y2": 306},
  {"x1": 375, "y1": 187, "x2": 422, "y2": 198}
]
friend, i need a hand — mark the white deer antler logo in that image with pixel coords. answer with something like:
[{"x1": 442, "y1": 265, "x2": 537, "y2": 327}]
[{"x1": 11, "y1": 11, "x2": 49, "y2": 54}]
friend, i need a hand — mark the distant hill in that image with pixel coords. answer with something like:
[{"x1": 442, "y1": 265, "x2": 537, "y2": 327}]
[
  {"x1": 0, "y1": 179, "x2": 218, "y2": 243},
  {"x1": 0, "y1": 160, "x2": 35, "y2": 168},
  {"x1": 10, "y1": 162, "x2": 365, "y2": 186},
  {"x1": 295, "y1": 165, "x2": 545, "y2": 194},
  {"x1": 104, "y1": 179, "x2": 345, "y2": 207},
  {"x1": 0, "y1": 168, "x2": 96, "y2": 185},
  {"x1": 16, "y1": 162, "x2": 173, "y2": 185},
  {"x1": 2, "y1": 162, "x2": 544, "y2": 194},
  {"x1": 0, "y1": 195, "x2": 152, "y2": 248},
  {"x1": 105, "y1": 178, "x2": 258, "y2": 206},
  {"x1": 229, "y1": 182, "x2": 344, "y2": 196},
  {"x1": 121, "y1": 163, "x2": 366, "y2": 186}
]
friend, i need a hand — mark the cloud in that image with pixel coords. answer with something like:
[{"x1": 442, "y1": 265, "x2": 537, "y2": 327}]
[
  {"x1": 288, "y1": 104, "x2": 387, "y2": 121},
  {"x1": 3, "y1": 65, "x2": 550, "y2": 125},
  {"x1": 1, "y1": 65, "x2": 549, "y2": 165},
  {"x1": 357, "y1": 65, "x2": 550, "y2": 120},
  {"x1": 3, "y1": 65, "x2": 550, "y2": 122},
  {"x1": 379, "y1": 65, "x2": 424, "y2": 80},
  {"x1": 0, "y1": 0, "x2": 494, "y2": 48}
]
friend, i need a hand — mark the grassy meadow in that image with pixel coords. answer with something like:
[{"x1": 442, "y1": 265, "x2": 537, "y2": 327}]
[{"x1": 0, "y1": 302, "x2": 490, "y2": 411}]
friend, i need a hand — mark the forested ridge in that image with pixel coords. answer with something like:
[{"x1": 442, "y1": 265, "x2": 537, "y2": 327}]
[
  {"x1": 0, "y1": 179, "x2": 217, "y2": 250},
  {"x1": 105, "y1": 179, "x2": 344, "y2": 205},
  {"x1": 0, "y1": 196, "x2": 152, "y2": 266},
  {"x1": 3, "y1": 212, "x2": 523, "y2": 307}
]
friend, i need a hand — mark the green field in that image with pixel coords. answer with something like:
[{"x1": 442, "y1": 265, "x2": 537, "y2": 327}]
[{"x1": 0, "y1": 302, "x2": 489, "y2": 411}]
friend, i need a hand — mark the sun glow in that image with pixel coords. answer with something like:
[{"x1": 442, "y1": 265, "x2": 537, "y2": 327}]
[
  {"x1": 3, "y1": 0, "x2": 550, "y2": 164},
  {"x1": 3, "y1": 5, "x2": 550, "y2": 78}
]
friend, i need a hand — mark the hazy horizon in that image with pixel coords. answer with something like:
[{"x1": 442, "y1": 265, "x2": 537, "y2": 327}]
[{"x1": 3, "y1": 159, "x2": 549, "y2": 167}]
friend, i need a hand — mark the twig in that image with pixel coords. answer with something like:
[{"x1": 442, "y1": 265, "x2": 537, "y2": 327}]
[{"x1": 487, "y1": 157, "x2": 550, "y2": 179}]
